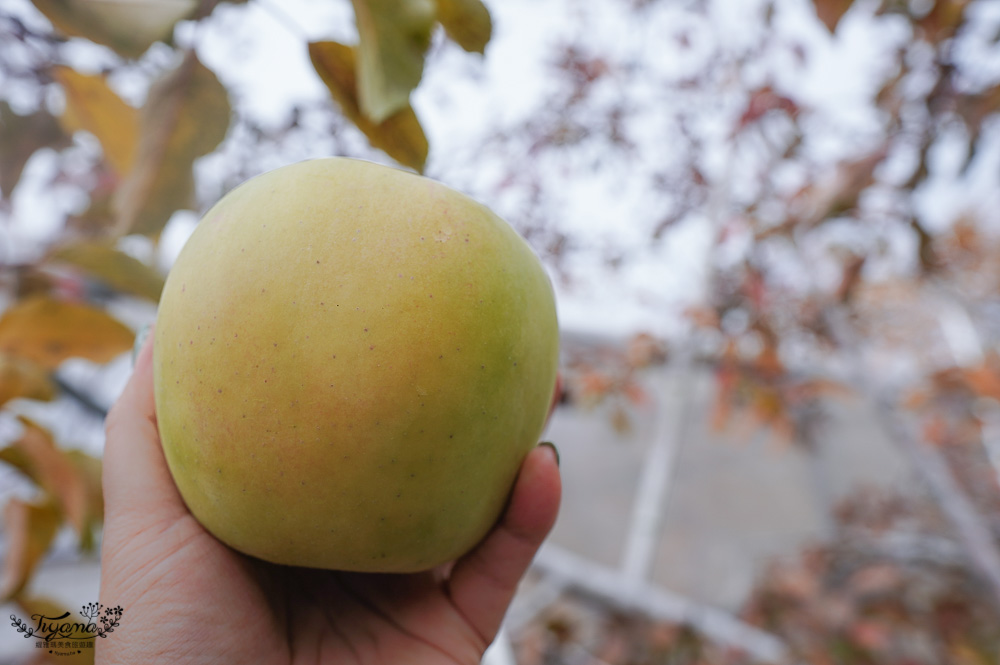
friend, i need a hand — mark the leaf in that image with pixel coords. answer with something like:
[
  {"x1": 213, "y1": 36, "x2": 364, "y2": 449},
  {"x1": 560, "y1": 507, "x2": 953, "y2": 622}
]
[
  {"x1": 738, "y1": 86, "x2": 799, "y2": 130},
  {"x1": 684, "y1": 305, "x2": 720, "y2": 329},
  {"x1": 0, "y1": 354, "x2": 55, "y2": 407},
  {"x1": 835, "y1": 253, "x2": 865, "y2": 302},
  {"x1": 114, "y1": 51, "x2": 231, "y2": 236},
  {"x1": 625, "y1": 332, "x2": 667, "y2": 369},
  {"x1": 1, "y1": 418, "x2": 91, "y2": 539},
  {"x1": 309, "y1": 41, "x2": 428, "y2": 172},
  {"x1": 64, "y1": 450, "x2": 104, "y2": 551},
  {"x1": 917, "y1": 0, "x2": 969, "y2": 45},
  {"x1": 48, "y1": 241, "x2": 164, "y2": 301},
  {"x1": 813, "y1": 0, "x2": 853, "y2": 33},
  {"x1": 351, "y1": 0, "x2": 436, "y2": 123},
  {"x1": 0, "y1": 102, "x2": 71, "y2": 199},
  {"x1": 52, "y1": 66, "x2": 139, "y2": 176},
  {"x1": 0, "y1": 295, "x2": 134, "y2": 369},
  {"x1": 795, "y1": 145, "x2": 888, "y2": 227},
  {"x1": 436, "y1": 0, "x2": 491, "y2": 54},
  {"x1": 67, "y1": 172, "x2": 118, "y2": 234},
  {"x1": 0, "y1": 499, "x2": 61, "y2": 600},
  {"x1": 29, "y1": 0, "x2": 196, "y2": 59},
  {"x1": 610, "y1": 404, "x2": 632, "y2": 435}
]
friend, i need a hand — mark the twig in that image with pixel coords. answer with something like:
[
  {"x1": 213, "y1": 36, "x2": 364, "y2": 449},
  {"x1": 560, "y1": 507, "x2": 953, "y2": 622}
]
[{"x1": 53, "y1": 375, "x2": 109, "y2": 419}]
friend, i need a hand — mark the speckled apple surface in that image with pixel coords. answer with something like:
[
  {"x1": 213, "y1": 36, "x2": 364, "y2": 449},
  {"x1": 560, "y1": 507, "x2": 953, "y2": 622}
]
[{"x1": 152, "y1": 157, "x2": 559, "y2": 572}]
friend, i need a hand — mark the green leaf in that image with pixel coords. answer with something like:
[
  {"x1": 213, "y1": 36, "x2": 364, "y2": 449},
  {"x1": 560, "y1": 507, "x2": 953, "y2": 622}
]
[
  {"x1": 0, "y1": 295, "x2": 135, "y2": 369},
  {"x1": 310, "y1": 40, "x2": 428, "y2": 172},
  {"x1": 113, "y1": 50, "x2": 232, "y2": 236},
  {"x1": 29, "y1": 0, "x2": 196, "y2": 58},
  {"x1": 0, "y1": 102, "x2": 71, "y2": 199},
  {"x1": 436, "y1": 0, "x2": 491, "y2": 54},
  {"x1": 53, "y1": 66, "x2": 139, "y2": 176},
  {"x1": 351, "y1": 0, "x2": 436, "y2": 123},
  {"x1": 48, "y1": 241, "x2": 164, "y2": 301}
]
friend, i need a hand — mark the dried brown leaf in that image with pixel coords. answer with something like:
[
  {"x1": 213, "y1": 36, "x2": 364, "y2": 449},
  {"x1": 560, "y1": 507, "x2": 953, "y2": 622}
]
[
  {"x1": 0, "y1": 354, "x2": 55, "y2": 407},
  {"x1": 437, "y1": 0, "x2": 492, "y2": 54},
  {"x1": 918, "y1": 0, "x2": 969, "y2": 44},
  {"x1": 0, "y1": 499, "x2": 61, "y2": 600},
  {"x1": 738, "y1": 86, "x2": 799, "y2": 129},
  {"x1": 813, "y1": 0, "x2": 853, "y2": 33},
  {"x1": 309, "y1": 40, "x2": 428, "y2": 172},
  {"x1": 114, "y1": 50, "x2": 231, "y2": 236},
  {"x1": 0, "y1": 295, "x2": 134, "y2": 369},
  {"x1": 52, "y1": 66, "x2": 139, "y2": 176},
  {"x1": 48, "y1": 241, "x2": 164, "y2": 301},
  {"x1": 64, "y1": 450, "x2": 104, "y2": 551},
  {"x1": 2, "y1": 418, "x2": 90, "y2": 538}
]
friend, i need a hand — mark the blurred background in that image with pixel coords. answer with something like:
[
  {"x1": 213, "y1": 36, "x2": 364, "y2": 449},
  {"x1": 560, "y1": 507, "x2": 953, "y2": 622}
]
[{"x1": 1, "y1": 0, "x2": 1000, "y2": 662}]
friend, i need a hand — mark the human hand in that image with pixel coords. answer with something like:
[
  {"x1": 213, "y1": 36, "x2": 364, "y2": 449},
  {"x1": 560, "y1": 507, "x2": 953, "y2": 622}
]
[{"x1": 97, "y1": 330, "x2": 561, "y2": 664}]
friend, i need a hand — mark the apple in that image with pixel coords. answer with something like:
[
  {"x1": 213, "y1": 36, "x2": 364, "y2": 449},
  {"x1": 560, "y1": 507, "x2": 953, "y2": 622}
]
[{"x1": 152, "y1": 157, "x2": 560, "y2": 572}]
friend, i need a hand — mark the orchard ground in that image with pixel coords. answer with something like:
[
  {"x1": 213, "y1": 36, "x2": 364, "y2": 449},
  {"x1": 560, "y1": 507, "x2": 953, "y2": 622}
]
[{"x1": 0, "y1": 328, "x2": 918, "y2": 663}]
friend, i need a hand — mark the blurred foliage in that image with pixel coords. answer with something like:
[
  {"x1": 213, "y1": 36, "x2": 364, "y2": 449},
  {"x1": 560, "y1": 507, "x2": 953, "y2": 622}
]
[
  {"x1": 514, "y1": 0, "x2": 1000, "y2": 660},
  {"x1": 0, "y1": 1, "x2": 490, "y2": 658},
  {"x1": 1, "y1": 0, "x2": 1000, "y2": 662},
  {"x1": 514, "y1": 491, "x2": 1000, "y2": 665}
]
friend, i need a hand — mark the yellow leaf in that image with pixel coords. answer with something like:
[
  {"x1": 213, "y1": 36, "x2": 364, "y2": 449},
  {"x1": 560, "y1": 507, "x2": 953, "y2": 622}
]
[
  {"x1": 49, "y1": 241, "x2": 164, "y2": 301},
  {"x1": 309, "y1": 41, "x2": 428, "y2": 173},
  {"x1": 52, "y1": 67, "x2": 138, "y2": 176},
  {"x1": 30, "y1": 0, "x2": 196, "y2": 59},
  {"x1": 65, "y1": 450, "x2": 104, "y2": 551},
  {"x1": 351, "y1": 0, "x2": 436, "y2": 123},
  {"x1": 813, "y1": 0, "x2": 853, "y2": 33},
  {"x1": 0, "y1": 354, "x2": 55, "y2": 407},
  {"x1": 0, "y1": 296, "x2": 134, "y2": 369},
  {"x1": 0, "y1": 101, "x2": 70, "y2": 199},
  {"x1": 114, "y1": 50, "x2": 231, "y2": 236},
  {"x1": 0, "y1": 499, "x2": 61, "y2": 600},
  {"x1": 2, "y1": 418, "x2": 91, "y2": 539},
  {"x1": 436, "y1": 0, "x2": 491, "y2": 54}
]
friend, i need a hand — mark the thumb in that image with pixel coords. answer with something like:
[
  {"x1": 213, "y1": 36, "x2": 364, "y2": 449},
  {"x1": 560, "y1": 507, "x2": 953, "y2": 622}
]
[
  {"x1": 446, "y1": 442, "x2": 561, "y2": 645},
  {"x1": 102, "y1": 326, "x2": 188, "y2": 528}
]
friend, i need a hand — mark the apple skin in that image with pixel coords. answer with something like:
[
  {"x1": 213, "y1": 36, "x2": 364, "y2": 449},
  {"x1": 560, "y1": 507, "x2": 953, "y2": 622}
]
[{"x1": 153, "y1": 158, "x2": 559, "y2": 573}]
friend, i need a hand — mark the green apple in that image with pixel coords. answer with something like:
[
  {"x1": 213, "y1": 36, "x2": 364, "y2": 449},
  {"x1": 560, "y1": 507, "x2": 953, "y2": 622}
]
[{"x1": 153, "y1": 157, "x2": 559, "y2": 572}]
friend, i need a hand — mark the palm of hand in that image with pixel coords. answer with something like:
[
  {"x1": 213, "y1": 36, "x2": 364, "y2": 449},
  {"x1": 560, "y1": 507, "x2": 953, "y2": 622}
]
[
  {"x1": 100, "y1": 511, "x2": 487, "y2": 665},
  {"x1": 96, "y1": 335, "x2": 560, "y2": 665}
]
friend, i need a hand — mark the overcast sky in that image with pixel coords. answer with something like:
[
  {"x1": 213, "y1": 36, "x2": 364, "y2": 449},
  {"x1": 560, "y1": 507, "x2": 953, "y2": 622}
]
[{"x1": 4, "y1": 0, "x2": 1000, "y2": 341}]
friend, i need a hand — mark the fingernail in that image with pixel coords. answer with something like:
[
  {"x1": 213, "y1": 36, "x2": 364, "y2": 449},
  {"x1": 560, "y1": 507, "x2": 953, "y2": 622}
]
[
  {"x1": 132, "y1": 324, "x2": 152, "y2": 367},
  {"x1": 538, "y1": 441, "x2": 559, "y2": 467}
]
